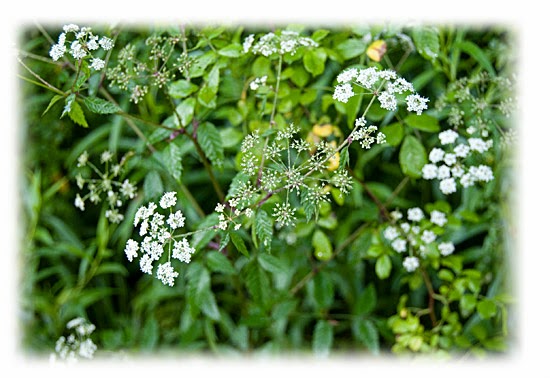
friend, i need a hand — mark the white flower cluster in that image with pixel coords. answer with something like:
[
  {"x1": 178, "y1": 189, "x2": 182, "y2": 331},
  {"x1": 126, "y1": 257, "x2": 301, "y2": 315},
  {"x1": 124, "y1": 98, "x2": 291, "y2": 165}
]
[
  {"x1": 49, "y1": 24, "x2": 113, "y2": 71},
  {"x1": 421, "y1": 129, "x2": 494, "y2": 194},
  {"x1": 250, "y1": 76, "x2": 267, "y2": 91},
  {"x1": 74, "y1": 151, "x2": 136, "y2": 224},
  {"x1": 383, "y1": 208, "x2": 454, "y2": 273},
  {"x1": 125, "y1": 192, "x2": 195, "y2": 286},
  {"x1": 243, "y1": 30, "x2": 318, "y2": 57},
  {"x1": 351, "y1": 117, "x2": 386, "y2": 149},
  {"x1": 50, "y1": 317, "x2": 97, "y2": 363},
  {"x1": 333, "y1": 67, "x2": 429, "y2": 115},
  {"x1": 214, "y1": 202, "x2": 254, "y2": 231}
]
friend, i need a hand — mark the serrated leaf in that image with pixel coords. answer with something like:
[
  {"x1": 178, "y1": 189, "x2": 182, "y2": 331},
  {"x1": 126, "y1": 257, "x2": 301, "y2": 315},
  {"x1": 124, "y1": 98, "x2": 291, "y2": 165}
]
[
  {"x1": 312, "y1": 272, "x2": 334, "y2": 309},
  {"x1": 339, "y1": 145, "x2": 350, "y2": 170},
  {"x1": 300, "y1": 188, "x2": 317, "y2": 222},
  {"x1": 84, "y1": 97, "x2": 121, "y2": 114},
  {"x1": 175, "y1": 97, "x2": 196, "y2": 127},
  {"x1": 206, "y1": 252, "x2": 237, "y2": 275},
  {"x1": 143, "y1": 170, "x2": 164, "y2": 200},
  {"x1": 169, "y1": 80, "x2": 199, "y2": 98},
  {"x1": 375, "y1": 254, "x2": 392, "y2": 279},
  {"x1": 74, "y1": 60, "x2": 90, "y2": 91},
  {"x1": 312, "y1": 320, "x2": 333, "y2": 357},
  {"x1": 258, "y1": 254, "x2": 285, "y2": 275},
  {"x1": 412, "y1": 27, "x2": 440, "y2": 61},
  {"x1": 254, "y1": 209, "x2": 273, "y2": 253},
  {"x1": 352, "y1": 319, "x2": 379, "y2": 353},
  {"x1": 68, "y1": 101, "x2": 88, "y2": 128},
  {"x1": 197, "y1": 122, "x2": 224, "y2": 166},
  {"x1": 354, "y1": 283, "x2": 377, "y2": 315},
  {"x1": 198, "y1": 288, "x2": 220, "y2": 321},
  {"x1": 230, "y1": 232, "x2": 249, "y2": 257},
  {"x1": 198, "y1": 66, "x2": 219, "y2": 108},
  {"x1": 304, "y1": 48, "x2": 327, "y2": 77},
  {"x1": 42, "y1": 95, "x2": 63, "y2": 116},
  {"x1": 162, "y1": 142, "x2": 183, "y2": 181},
  {"x1": 399, "y1": 135, "x2": 427, "y2": 178},
  {"x1": 244, "y1": 261, "x2": 269, "y2": 305},
  {"x1": 404, "y1": 114, "x2": 440, "y2": 132}
]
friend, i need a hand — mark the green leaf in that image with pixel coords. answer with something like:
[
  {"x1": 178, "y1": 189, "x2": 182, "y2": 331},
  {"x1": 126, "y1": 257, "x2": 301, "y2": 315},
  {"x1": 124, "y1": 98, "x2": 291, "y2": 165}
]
[
  {"x1": 218, "y1": 43, "x2": 242, "y2": 57},
  {"x1": 375, "y1": 254, "x2": 392, "y2": 279},
  {"x1": 460, "y1": 294, "x2": 477, "y2": 317},
  {"x1": 74, "y1": 60, "x2": 90, "y2": 91},
  {"x1": 399, "y1": 135, "x2": 427, "y2": 178},
  {"x1": 303, "y1": 48, "x2": 327, "y2": 76},
  {"x1": 175, "y1": 97, "x2": 196, "y2": 127},
  {"x1": 198, "y1": 66, "x2": 220, "y2": 108},
  {"x1": 42, "y1": 95, "x2": 63, "y2": 116},
  {"x1": 412, "y1": 26, "x2": 440, "y2": 61},
  {"x1": 168, "y1": 80, "x2": 199, "y2": 98},
  {"x1": 312, "y1": 229, "x2": 333, "y2": 261},
  {"x1": 455, "y1": 41, "x2": 496, "y2": 76},
  {"x1": 140, "y1": 316, "x2": 159, "y2": 350},
  {"x1": 206, "y1": 252, "x2": 237, "y2": 275},
  {"x1": 254, "y1": 209, "x2": 273, "y2": 253},
  {"x1": 197, "y1": 122, "x2": 224, "y2": 166},
  {"x1": 404, "y1": 114, "x2": 440, "y2": 133},
  {"x1": 312, "y1": 320, "x2": 333, "y2": 357},
  {"x1": 339, "y1": 146, "x2": 350, "y2": 170},
  {"x1": 143, "y1": 170, "x2": 164, "y2": 200},
  {"x1": 382, "y1": 122, "x2": 404, "y2": 146},
  {"x1": 352, "y1": 319, "x2": 379, "y2": 353},
  {"x1": 68, "y1": 101, "x2": 88, "y2": 128},
  {"x1": 312, "y1": 272, "x2": 334, "y2": 309},
  {"x1": 477, "y1": 299, "x2": 497, "y2": 319},
  {"x1": 83, "y1": 97, "x2": 121, "y2": 114},
  {"x1": 230, "y1": 232, "x2": 249, "y2": 257},
  {"x1": 244, "y1": 261, "x2": 269, "y2": 305},
  {"x1": 258, "y1": 254, "x2": 286, "y2": 275},
  {"x1": 162, "y1": 142, "x2": 183, "y2": 181},
  {"x1": 336, "y1": 39, "x2": 366, "y2": 60},
  {"x1": 198, "y1": 288, "x2": 221, "y2": 321},
  {"x1": 354, "y1": 283, "x2": 377, "y2": 315},
  {"x1": 300, "y1": 188, "x2": 317, "y2": 223}
]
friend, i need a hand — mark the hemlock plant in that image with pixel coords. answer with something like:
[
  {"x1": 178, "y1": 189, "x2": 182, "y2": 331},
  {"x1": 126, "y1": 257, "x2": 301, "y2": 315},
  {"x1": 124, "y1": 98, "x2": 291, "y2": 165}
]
[{"x1": 19, "y1": 23, "x2": 516, "y2": 358}]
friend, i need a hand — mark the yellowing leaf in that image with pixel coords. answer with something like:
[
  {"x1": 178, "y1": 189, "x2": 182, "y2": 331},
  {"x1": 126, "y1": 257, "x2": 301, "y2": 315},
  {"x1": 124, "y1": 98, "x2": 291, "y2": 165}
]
[
  {"x1": 327, "y1": 152, "x2": 340, "y2": 171},
  {"x1": 312, "y1": 124, "x2": 334, "y2": 137},
  {"x1": 367, "y1": 40, "x2": 387, "y2": 62}
]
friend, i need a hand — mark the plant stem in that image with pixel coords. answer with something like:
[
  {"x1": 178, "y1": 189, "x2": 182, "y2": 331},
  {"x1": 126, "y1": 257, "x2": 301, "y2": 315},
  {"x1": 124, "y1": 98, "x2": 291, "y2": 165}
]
[
  {"x1": 420, "y1": 267, "x2": 437, "y2": 327},
  {"x1": 17, "y1": 58, "x2": 65, "y2": 96},
  {"x1": 256, "y1": 55, "x2": 283, "y2": 186}
]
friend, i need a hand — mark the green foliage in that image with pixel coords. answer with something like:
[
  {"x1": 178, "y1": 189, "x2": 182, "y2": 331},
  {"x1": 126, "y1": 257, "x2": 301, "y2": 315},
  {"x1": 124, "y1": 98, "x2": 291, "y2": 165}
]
[{"x1": 19, "y1": 23, "x2": 515, "y2": 359}]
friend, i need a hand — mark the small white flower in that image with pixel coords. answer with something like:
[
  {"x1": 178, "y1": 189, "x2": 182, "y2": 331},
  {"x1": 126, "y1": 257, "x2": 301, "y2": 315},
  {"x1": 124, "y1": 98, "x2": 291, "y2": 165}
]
[
  {"x1": 378, "y1": 91, "x2": 397, "y2": 111},
  {"x1": 156, "y1": 262, "x2": 179, "y2": 286},
  {"x1": 403, "y1": 256, "x2": 420, "y2": 272},
  {"x1": 468, "y1": 138, "x2": 491, "y2": 153},
  {"x1": 167, "y1": 210, "x2": 185, "y2": 229},
  {"x1": 444, "y1": 153, "x2": 457, "y2": 166},
  {"x1": 120, "y1": 179, "x2": 136, "y2": 199},
  {"x1": 421, "y1": 230, "x2": 436, "y2": 244},
  {"x1": 422, "y1": 164, "x2": 438, "y2": 180},
  {"x1": 390, "y1": 210, "x2": 403, "y2": 221},
  {"x1": 440, "y1": 178, "x2": 457, "y2": 194},
  {"x1": 337, "y1": 68, "x2": 358, "y2": 83},
  {"x1": 74, "y1": 194, "x2": 85, "y2": 211},
  {"x1": 172, "y1": 238, "x2": 195, "y2": 263},
  {"x1": 245, "y1": 208, "x2": 253, "y2": 218},
  {"x1": 429, "y1": 148, "x2": 445, "y2": 163},
  {"x1": 356, "y1": 67, "x2": 379, "y2": 89},
  {"x1": 383, "y1": 226, "x2": 399, "y2": 241},
  {"x1": 100, "y1": 150, "x2": 113, "y2": 163},
  {"x1": 438, "y1": 242, "x2": 455, "y2": 256},
  {"x1": 243, "y1": 34, "x2": 254, "y2": 53},
  {"x1": 355, "y1": 117, "x2": 367, "y2": 127},
  {"x1": 407, "y1": 207, "x2": 424, "y2": 222},
  {"x1": 460, "y1": 173, "x2": 476, "y2": 187},
  {"x1": 439, "y1": 130, "x2": 459, "y2": 145},
  {"x1": 139, "y1": 254, "x2": 153, "y2": 275},
  {"x1": 77, "y1": 151, "x2": 89, "y2": 167},
  {"x1": 406, "y1": 94, "x2": 429, "y2": 115},
  {"x1": 454, "y1": 144, "x2": 470, "y2": 158},
  {"x1": 437, "y1": 165, "x2": 451, "y2": 180},
  {"x1": 451, "y1": 165, "x2": 464, "y2": 178},
  {"x1": 430, "y1": 210, "x2": 447, "y2": 227},
  {"x1": 159, "y1": 191, "x2": 177, "y2": 209},
  {"x1": 90, "y1": 58, "x2": 105, "y2": 70},
  {"x1": 470, "y1": 165, "x2": 494, "y2": 182},
  {"x1": 78, "y1": 339, "x2": 97, "y2": 359},
  {"x1": 333, "y1": 83, "x2": 354, "y2": 103},
  {"x1": 400, "y1": 222, "x2": 411, "y2": 233},
  {"x1": 99, "y1": 36, "x2": 114, "y2": 50},
  {"x1": 125, "y1": 239, "x2": 139, "y2": 262},
  {"x1": 391, "y1": 238, "x2": 407, "y2": 253}
]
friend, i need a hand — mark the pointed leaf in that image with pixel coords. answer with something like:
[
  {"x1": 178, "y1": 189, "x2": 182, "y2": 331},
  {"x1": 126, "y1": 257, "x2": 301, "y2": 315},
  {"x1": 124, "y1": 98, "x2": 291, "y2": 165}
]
[
  {"x1": 312, "y1": 320, "x2": 333, "y2": 357},
  {"x1": 399, "y1": 135, "x2": 427, "y2": 178},
  {"x1": 84, "y1": 96, "x2": 121, "y2": 114},
  {"x1": 197, "y1": 122, "x2": 224, "y2": 167},
  {"x1": 230, "y1": 232, "x2": 249, "y2": 258}
]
